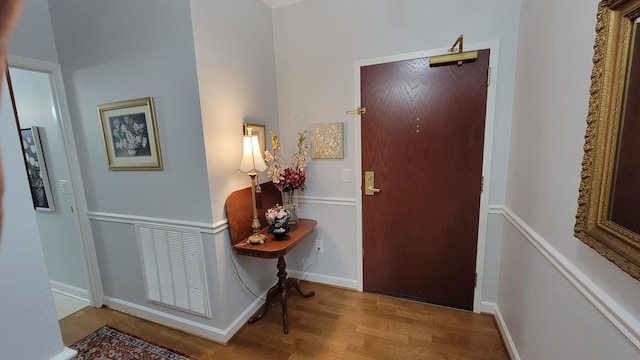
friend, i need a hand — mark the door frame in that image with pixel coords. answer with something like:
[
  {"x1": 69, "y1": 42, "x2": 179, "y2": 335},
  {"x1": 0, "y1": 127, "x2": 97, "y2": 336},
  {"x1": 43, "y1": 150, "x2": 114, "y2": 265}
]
[
  {"x1": 353, "y1": 40, "x2": 499, "y2": 312},
  {"x1": 8, "y1": 54, "x2": 104, "y2": 307}
]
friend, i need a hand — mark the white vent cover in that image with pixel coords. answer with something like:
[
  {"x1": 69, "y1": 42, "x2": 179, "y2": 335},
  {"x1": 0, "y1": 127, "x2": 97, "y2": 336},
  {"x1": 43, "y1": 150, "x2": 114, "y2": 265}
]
[{"x1": 135, "y1": 223, "x2": 211, "y2": 318}]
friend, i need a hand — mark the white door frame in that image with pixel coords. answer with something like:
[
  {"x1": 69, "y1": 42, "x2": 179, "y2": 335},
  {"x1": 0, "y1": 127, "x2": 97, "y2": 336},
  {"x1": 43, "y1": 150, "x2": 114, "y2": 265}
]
[
  {"x1": 353, "y1": 40, "x2": 499, "y2": 312},
  {"x1": 8, "y1": 54, "x2": 104, "y2": 307}
]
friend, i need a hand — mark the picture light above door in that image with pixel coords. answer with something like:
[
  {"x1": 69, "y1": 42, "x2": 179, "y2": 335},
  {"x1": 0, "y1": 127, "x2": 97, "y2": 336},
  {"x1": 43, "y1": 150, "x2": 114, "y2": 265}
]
[{"x1": 429, "y1": 34, "x2": 478, "y2": 66}]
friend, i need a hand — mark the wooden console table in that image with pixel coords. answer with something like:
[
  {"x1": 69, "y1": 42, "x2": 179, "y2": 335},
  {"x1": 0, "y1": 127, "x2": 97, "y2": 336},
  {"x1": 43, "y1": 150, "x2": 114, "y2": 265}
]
[
  {"x1": 233, "y1": 219, "x2": 317, "y2": 334},
  {"x1": 225, "y1": 182, "x2": 317, "y2": 334}
]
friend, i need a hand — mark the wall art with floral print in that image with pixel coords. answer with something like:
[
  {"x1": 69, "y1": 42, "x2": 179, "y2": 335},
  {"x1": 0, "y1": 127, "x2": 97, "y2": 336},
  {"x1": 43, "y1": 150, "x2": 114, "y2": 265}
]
[
  {"x1": 310, "y1": 122, "x2": 344, "y2": 159},
  {"x1": 98, "y1": 97, "x2": 163, "y2": 170},
  {"x1": 20, "y1": 126, "x2": 55, "y2": 211}
]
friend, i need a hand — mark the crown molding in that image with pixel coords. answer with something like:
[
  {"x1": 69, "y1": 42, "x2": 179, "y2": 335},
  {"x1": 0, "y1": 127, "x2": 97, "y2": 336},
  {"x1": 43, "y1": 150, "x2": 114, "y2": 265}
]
[{"x1": 262, "y1": 0, "x2": 303, "y2": 9}]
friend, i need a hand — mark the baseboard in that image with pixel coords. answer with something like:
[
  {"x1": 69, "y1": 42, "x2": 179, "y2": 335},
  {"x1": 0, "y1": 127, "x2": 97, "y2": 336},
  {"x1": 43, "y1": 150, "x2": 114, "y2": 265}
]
[
  {"x1": 50, "y1": 347, "x2": 77, "y2": 360},
  {"x1": 481, "y1": 301, "x2": 521, "y2": 360},
  {"x1": 477, "y1": 300, "x2": 497, "y2": 314},
  {"x1": 50, "y1": 280, "x2": 90, "y2": 302},
  {"x1": 102, "y1": 295, "x2": 265, "y2": 345},
  {"x1": 287, "y1": 270, "x2": 357, "y2": 290}
]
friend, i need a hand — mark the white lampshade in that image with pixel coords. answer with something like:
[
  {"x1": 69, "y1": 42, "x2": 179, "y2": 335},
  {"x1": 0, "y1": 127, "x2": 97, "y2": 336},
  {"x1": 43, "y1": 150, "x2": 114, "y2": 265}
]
[{"x1": 239, "y1": 135, "x2": 267, "y2": 173}]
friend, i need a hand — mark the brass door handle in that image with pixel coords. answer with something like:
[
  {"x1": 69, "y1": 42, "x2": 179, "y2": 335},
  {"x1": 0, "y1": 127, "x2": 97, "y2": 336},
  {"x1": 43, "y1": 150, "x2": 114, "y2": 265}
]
[{"x1": 365, "y1": 171, "x2": 381, "y2": 195}]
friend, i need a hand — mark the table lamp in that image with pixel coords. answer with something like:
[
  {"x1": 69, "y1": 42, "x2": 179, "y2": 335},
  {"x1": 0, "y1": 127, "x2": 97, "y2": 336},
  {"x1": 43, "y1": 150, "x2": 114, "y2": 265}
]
[{"x1": 239, "y1": 130, "x2": 268, "y2": 245}]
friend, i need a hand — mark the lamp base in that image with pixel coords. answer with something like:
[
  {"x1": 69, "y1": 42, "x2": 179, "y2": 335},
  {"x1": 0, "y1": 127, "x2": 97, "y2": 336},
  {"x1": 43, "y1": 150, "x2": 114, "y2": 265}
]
[{"x1": 247, "y1": 233, "x2": 267, "y2": 245}]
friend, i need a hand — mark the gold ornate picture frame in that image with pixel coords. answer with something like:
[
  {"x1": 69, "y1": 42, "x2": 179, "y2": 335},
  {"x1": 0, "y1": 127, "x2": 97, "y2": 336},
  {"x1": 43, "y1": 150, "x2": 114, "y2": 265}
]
[
  {"x1": 98, "y1": 97, "x2": 163, "y2": 170},
  {"x1": 575, "y1": 0, "x2": 640, "y2": 280}
]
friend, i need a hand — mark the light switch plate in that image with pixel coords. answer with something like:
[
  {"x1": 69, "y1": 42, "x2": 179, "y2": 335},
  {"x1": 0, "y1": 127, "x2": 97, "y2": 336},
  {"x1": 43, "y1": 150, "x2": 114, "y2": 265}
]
[
  {"x1": 341, "y1": 169, "x2": 351, "y2": 183},
  {"x1": 58, "y1": 180, "x2": 70, "y2": 194}
]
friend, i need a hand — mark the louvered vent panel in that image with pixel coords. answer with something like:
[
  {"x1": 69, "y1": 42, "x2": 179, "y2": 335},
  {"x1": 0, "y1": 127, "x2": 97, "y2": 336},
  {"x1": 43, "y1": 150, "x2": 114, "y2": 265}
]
[
  {"x1": 138, "y1": 227, "x2": 161, "y2": 302},
  {"x1": 135, "y1": 224, "x2": 211, "y2": 318}
]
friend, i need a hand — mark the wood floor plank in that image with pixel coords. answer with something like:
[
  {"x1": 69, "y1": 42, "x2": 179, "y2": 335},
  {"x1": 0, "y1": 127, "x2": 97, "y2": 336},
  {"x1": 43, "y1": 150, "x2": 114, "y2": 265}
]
[{"x1": 59, "y1": 282, "x2": 509, "y2": 359}]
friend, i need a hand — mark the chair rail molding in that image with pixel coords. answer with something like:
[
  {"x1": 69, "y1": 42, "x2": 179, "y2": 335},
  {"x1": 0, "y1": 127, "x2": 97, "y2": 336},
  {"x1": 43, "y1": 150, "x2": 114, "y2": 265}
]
[
  {"x1": 87, "y1": 194, "x2": 356, "y2": 235},
  {"x1": 87, "y1": 211, "x2": 224, "y2": 234},
  {"x1": 495, "y1": 205, "x2": 640, "y2": 349}
]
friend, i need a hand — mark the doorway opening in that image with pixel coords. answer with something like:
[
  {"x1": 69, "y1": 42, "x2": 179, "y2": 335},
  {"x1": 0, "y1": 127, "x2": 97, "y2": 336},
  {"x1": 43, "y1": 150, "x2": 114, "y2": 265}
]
[{"x1": 6, "y1": 56, "x2": 103, "y2": 317}]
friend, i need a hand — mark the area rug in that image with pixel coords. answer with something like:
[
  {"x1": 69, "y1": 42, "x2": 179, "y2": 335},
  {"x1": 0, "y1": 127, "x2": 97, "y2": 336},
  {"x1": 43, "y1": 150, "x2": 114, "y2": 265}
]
[{"x1": 70, "y1": 325, "x2": 198, "y2": 360}]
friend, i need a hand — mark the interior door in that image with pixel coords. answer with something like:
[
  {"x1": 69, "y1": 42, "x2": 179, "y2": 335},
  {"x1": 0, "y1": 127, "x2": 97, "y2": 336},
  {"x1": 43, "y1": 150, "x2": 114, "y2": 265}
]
[{"x1": 361, "y1": 49, "x2": 490, "y2": 310}]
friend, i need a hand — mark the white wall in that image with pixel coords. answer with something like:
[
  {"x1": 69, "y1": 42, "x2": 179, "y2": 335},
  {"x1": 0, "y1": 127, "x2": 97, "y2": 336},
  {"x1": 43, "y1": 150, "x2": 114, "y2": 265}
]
[
  {"x1": 271, "y1": 0, "x2": 521, "y2": 297},
  {"x1": 501, "y1": 0, "x2": 640, "y2": 358},
  {"x1": 190, "y1": 0, "x2": 280, "y2": 221},
  {"x1": 48, "y1": 0, "x2": 211, "y2": 222},
  {"x1": 0, "y1": 79, "x2": 67, "y2": 360}
]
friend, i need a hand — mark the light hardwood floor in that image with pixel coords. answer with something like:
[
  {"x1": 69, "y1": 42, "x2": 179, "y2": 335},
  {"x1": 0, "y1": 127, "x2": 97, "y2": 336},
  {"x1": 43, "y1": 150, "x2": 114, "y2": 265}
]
[{"x1": 60, "y1": 282, "x2": 509, "y2": 359}]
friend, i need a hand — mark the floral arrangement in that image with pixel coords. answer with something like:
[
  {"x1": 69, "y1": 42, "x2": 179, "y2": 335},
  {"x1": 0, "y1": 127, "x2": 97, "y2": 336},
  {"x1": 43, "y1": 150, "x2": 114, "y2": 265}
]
[
  {"x1": 265, "y1": 204, "x2": 291, "y2": 239},
  {"x1": 110, "y1": 115, "x2": 150, "y2": 156},
  {"x1": 264, "y1": 130, "x2": 308, "y2": 192},
  {"x1": 265, "y1": 205, "x2": 290, "y2": 228}
]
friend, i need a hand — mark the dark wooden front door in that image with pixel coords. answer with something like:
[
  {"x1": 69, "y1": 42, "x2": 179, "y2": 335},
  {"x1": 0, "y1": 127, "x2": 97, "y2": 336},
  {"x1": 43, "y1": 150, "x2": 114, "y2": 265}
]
[{"x1": 361, "y1": 50, "x2": 490, "y2": 310}]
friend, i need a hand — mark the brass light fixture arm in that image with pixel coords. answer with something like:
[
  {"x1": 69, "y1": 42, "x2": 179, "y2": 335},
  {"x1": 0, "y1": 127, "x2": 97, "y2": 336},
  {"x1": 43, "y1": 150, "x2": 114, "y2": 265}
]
[{"x1": 449, "y1": 34, "x2": 464, "y2": 54}]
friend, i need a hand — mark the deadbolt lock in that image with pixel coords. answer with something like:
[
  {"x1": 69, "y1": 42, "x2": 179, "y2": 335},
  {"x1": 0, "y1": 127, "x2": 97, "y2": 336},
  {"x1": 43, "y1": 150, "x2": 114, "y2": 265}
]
[{"x1": 365, "y1": 171, "x2": 381, "y2": 195}]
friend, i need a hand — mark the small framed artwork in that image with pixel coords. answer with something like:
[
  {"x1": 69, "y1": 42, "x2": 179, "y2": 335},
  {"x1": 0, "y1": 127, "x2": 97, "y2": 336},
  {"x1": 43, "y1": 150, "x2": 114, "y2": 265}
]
[
  {"x1": 244, "y1": 123, "x2": 266, "y2": 154},
  {"x1": 20, "y1": 126, "x2": 55, "y2": 211},
  {"x1": 310, "y1": 122, "x2": 344, "y2": 159},
  {"x1": 98, "y1": 97, "x2": 163, "y2": 170}
]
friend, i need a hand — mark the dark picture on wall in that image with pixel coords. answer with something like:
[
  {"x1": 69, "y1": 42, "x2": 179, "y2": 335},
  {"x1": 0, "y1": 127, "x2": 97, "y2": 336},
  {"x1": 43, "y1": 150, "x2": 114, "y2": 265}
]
[
  {"x1": 98, "y1": 97, "x2": 163, "y2": 170},
  {"x1": 20, "y1": 126, "x2": 55, "y2": 211},
  {"x1": 108, "y1": 112, "x2": 152, "y2": 158}
]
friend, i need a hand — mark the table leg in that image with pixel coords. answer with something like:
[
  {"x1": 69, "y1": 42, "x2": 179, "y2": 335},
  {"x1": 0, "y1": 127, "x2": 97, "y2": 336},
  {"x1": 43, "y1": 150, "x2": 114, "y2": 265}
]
[
  {"x1": 286, "y1": 278, "x2": 315, "y2": 298},
  {"x1": 247, "y1": 256, "x2": 315, "y2": 334},
  {"x1": 279, "y1": 277, "x2": 288, "y2": 334},
  {"x1": 248, "y1": 281, "x2": 279, "y2": 324}
]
